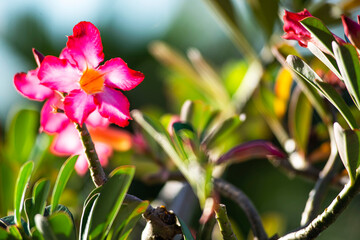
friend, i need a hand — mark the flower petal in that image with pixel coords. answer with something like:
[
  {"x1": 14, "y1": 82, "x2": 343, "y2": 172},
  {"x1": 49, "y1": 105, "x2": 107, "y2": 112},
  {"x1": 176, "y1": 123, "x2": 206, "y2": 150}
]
[
  {"x1": 342, "y1": 15, "x2": 360, "y2": 49},
  {"x1": 40, "y1": 95, "x2": 69, "y2": 133},
  {"x1": 14, "y1": 69, "x2": 53, "y2": 101},
  {"x1": 38, "y1": 56, "x2": 81, "y2": 92},
  {"x1": 85, "y1": 110, "x2": 110, "y2": 128},
  {"x1": 66, "y1": 21, "x2": 104, "y2": 71},
  {"x1": 94, "y1": 87, "x2": 131, "y2": 127},
  {"x1": 51, "y1": 124, "x2": 82, "y2": 155},
  {"x1": 74, "y1": 142, "x2": 112, "y2": 176},
  {"x1": 89, "y1": 126, "x2": 132, "y2": 151},
  {"x1": 63, "y1": 89, "x2": 97, "y2": 125},
  {"x1": 98, "y1": 58, "x2": 144, "y2": 91},
  {"x1": 282, "y1": 9, "x2": 312, "y2": 47}
]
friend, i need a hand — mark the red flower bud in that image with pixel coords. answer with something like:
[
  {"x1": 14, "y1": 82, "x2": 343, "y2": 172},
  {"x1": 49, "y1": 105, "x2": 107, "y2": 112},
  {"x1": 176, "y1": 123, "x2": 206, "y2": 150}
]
[{"x1": 342, "y1": 15, "x2": 360, "y2": 49}]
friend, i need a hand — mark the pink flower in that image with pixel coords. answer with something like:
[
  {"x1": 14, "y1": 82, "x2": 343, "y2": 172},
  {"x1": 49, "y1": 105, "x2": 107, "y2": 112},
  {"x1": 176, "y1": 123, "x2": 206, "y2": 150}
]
[
  {"x1": 14, "y1": 49, "x2": 53, "y2": 101},
  {"x1": 342, "y1": 15, "x2": 360, "y2": 50},
  {"x1": 38, "y1": 21, "x2": 144, "y2": 127},
  {"x1": 282, "y1": 9, "x2": 345, "y2": 53}
]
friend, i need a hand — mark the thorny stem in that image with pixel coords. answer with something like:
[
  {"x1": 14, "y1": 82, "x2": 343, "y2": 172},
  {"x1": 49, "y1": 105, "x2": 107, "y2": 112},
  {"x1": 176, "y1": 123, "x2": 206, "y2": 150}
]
[
  {"x1": 213, "y1": 178, "x2": 268, "y2": 240},
  {"x1": 215, "y1": 204, "x2": 238, "y2": 240},
  {"x1": 74, "y1": 122, "x2": 107, "y2": 187},
  {"x1": 278, "y1": 175, "x2": 360, "y2": 240}
]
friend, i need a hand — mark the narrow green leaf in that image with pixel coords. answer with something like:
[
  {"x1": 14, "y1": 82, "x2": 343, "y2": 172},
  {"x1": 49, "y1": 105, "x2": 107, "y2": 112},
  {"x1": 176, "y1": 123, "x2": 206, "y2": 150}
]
[
  {"x1": 333, "y1": 42, "x2": 360, "y2": 110},
  {"x1": 14, "y1": 161, "x2": 34, "y2": 226},
  {"x1": 178, "y1": 217, "x2": 195, "y2": 240},
  {"x1": 7, "y1": 225, "x2": 22, "y2": 240},
  {"x1": 32, "y1": 179, "x2": 50, "y2": 217},
  {"x1": 6, "y1": 109, "x2": 38, "y2": 164},
  {"x1": 334, "y1": 123, "x2": 360, "y2": 184},
  {"x1": 26, "y1": 179, "x2": 50, "y2": 230},
  {"x1": 79, "y1": 194, "x2": 99, "y2": 240},
  {"x1": 48, "y1": 212, "x2": 76, "y2": 240},
  {"x1": 50, "y1": 155, "x2": 78, "y2": 214},
  {"x1": 300, "y1": 17, "x2": 337, "y2": 56},
  {"x1": 88, "y1": 166, "x2": 135, "y2": 239},
  {"x1": 286, "y1": 55, "x2": 358, "y2": 129},
  {"x1": 31, "y1": 228, "x2": 45, "y2": 240},
  {"x1": 315, "y1": 80, "x2": 358, "y2": 129},
  {"x1": 289, "y1": 88, "x2": 313, "y2": 154},
  {"x1": 34, "y1": 215, "x2": 56, "y2": 240},
  {"x1": 201, "y1": 116, "x2": 241, "y2": 149},
  {"x1": 307, "y1": 42, "x2": 342, "y2": 79},
  {"x1": 111, "y1": 201, "x2": 149, "y2": 240}
]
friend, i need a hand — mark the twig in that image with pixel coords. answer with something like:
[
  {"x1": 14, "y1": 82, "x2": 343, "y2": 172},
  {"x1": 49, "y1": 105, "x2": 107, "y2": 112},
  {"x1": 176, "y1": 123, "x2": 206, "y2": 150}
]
[
  {"x1": 300, "y1": 153, "x2": 341, "y2": 226},
  {"x1": 215, "y1": 204, "x2": 238, "y2": 240},
  {"x1": 197, "y1": 215, "x2": 217, "y2": 240},
  {"x1": 278, "y1": 176, "x2": 360, "y2": 240},
  {"x1": 74, "y1": 123, "x2": 107, "y2": 187},
  {"x1": 213, "y1": 178, "x2": 268, "y2": 240}
]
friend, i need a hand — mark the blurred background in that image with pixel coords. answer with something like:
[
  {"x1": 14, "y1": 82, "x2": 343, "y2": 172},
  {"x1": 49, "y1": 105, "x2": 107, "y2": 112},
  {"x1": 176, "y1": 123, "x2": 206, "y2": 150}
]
[{"x1": 1, "y1": 0, "x2": 360, "y2": 239}]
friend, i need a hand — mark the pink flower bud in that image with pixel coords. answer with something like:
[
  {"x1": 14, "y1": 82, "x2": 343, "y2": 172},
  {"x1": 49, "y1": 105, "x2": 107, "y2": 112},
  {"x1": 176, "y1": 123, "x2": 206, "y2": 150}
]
[{"x1": 342, "y1": 15, "x2": 360, "y2": 49}]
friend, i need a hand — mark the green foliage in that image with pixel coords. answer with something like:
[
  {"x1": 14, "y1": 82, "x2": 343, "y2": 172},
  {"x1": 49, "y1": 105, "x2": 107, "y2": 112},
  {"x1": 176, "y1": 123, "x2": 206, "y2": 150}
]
[
  {"x1": 334, "y1": 123, "x2": 360, "y2": 184},
  {"x1": 1, "y1": 159, "x2": 143, "y2": 240}
]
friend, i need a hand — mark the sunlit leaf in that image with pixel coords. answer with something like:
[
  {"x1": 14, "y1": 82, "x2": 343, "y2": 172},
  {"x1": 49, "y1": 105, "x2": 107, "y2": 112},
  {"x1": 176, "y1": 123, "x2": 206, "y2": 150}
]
[
  {"x1": 111, "y1": 200, "x2": 149, "y2": 240},
  {"x1": 50, "y1": 155, "x2": 78, "y2": 214},
  {"x1": 48, "y1": 212, "x2": 76, "y2": 240},
  {"x1": 14, "y1": 161, "x2": 34, "y2": 226},
  {"x1": 333, "y1": 42, "x2": 360, "y2": 110},
  {"x1": 286, "y1": 55, "x2": 357, "y2": 129},
  {"x1": 88, "y1": 166, "x2": 135, "y2": 239},
  {"x1": 333, "y1": 123, "x2": 360, "y2": 183},
  {"x1": 79, "y1": 193, "x2": 99, "y2": 240},
  {"x1": 300, "y1": 17, "x2": 337, "y2": 56}
]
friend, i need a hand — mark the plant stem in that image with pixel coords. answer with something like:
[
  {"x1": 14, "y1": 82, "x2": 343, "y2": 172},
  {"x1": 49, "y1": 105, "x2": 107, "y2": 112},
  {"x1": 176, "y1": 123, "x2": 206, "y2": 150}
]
[
  {"x1": 215, "y1": 204, "x2": 238, "y2": 240},
  {"x1": 279, "y1": 176, "x2": 360, "y2": 240},
  {"x1": 74, "y1": 123, "x2": 107, "y2": 187},
  {"x1": 213, "y1": 178, "x2": 268, "y2": 240}
]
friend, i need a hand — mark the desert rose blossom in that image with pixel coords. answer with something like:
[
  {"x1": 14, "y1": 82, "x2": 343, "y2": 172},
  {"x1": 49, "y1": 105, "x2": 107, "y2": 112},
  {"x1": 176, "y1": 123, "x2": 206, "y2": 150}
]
[
  {"x1": 341, "y1": 15, "x2": 360, "y2": 50},
  {"x1": 283, "y1": 9, "x2": 345, "y2": 53},
  {"x1": 38, "y1": 21, "x2": 144, "y2": 127}
]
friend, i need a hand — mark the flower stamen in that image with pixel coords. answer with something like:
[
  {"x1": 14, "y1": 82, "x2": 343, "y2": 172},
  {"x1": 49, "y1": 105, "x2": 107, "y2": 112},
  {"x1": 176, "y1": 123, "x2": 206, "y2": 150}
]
[{"x1": 80, "y1": 68, "x2": 105, "y2": 94}]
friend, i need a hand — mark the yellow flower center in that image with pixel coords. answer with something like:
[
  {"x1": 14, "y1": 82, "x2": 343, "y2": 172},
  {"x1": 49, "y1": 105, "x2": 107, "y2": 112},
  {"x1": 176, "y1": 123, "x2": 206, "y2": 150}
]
[{"x1": 80, "y1": 69, "x2": 105, "y2": 94}]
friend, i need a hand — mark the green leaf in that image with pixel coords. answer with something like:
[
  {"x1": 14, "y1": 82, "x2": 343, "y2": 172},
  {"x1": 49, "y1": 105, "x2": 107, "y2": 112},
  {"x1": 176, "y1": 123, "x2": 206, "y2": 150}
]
[
  {"x1": 201, "y1": 116, "x2": 241, "y2": 149},
  {"x1": 307, "y1": 42, "x2": 342, "y2": 79},
  {"x1": 315, "y1": 80, "x2": 358, "y2": 129},
  {"x1": 7, "y1": 225, "x2": 22, "y2": 240},
  {"x1": 34, "y1": 215, "x2": 56, "y2": 240},
  {"x1": 300, "y1": 17, "x2": 337, "y2": 56},
  {"x1": 26, "y1": 179, "x2": 50, "y2": 230},
  {"x1": 14, "y1": 161, "x2": 34, "y2": 226},
  {"x1": 79, "y1": 193, "x2": 99, "y2": 240},
  {"x1": 178, "y1": 217, "x2": 195, "y2": 240},
  {"x1": 48, "y1": 212, "x2": 76, "y2": 240},
  {"x1": 6, "y1": 109, "x2": 38, "y2": 164},
  {"x1": 44, "y1": 205, "x2": 75, "y2": 225},
  {"x1": 50, "y1": 155, "x2": 78, "y2": 215},
  {"x1": 289, "y1": 88, "x2": 313, "y2": 154},
  {"x1": 111, "y1": 201, "x2": 149, "y2": 240},
  {"x1": 0, "y1": 227, "x2": 10, "y2": 239},
  {"x1": 334, "y1": 123, "x2": 360, "y2": 184},
  {"x1": 333, "y1": 42, "x2": 360, "y2": 110},
  {"x1": 286, "y1": 55, "x2": 358, "y2": 129},
  {"x1": 88, "y1": 166, "x2": 135, "y2": 239}
]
